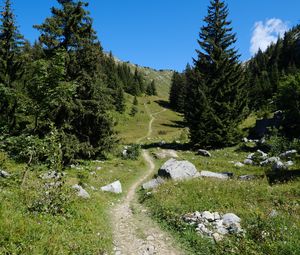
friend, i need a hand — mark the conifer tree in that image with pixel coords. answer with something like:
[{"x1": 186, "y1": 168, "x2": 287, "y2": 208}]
[
  {"x1": 185, "y1": 0, "x2": 246, "y2": 148},
  {"x1": 34, "y1": 0, "x2": 116, "y2": 159},
  {"x1": 169, "y1": 71, "x2": 186, "y2": 113},
  {"x1": 0, "y1": 0, "x2": 25, "y2": 130}
]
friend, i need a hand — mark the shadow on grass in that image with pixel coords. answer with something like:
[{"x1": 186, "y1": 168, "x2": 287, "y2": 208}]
[
  {"x1": 141, "y1": 142, "x2": 192, "y2": 151},
  {"x1": 154, "y1": 99, "x2": 171, "y2": 109},
  {"x1": 267, "y1": 170, "x2": 300, "y2": 185},
  {"x1": 161, "y1": 120, "x2": 187, "y2": 129}
]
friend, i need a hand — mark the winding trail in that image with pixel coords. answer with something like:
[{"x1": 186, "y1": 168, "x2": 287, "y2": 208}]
[{"x1": 111, "y1": 105, "x2": 184, "y2": 255}]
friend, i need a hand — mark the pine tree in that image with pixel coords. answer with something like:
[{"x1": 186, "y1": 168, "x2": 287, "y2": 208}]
[
  {"x1": 146, "y1": 80, "x2": 157, "y2": 96},
  {"x1": 185, "y1": 0, "x2": 246, "y2": 148},
  {"x1": 34, "y1": 0, "x2": 116, "y2": 160},
  {"x1": 115, "y1": 86, "x2": 126, "y2": 113},
  {"x1": 0, "y1": 0, "x2": 25, "y2": 130},
  {"x1": 169, "y1": 71, "x2": 186, "y2": 113}
]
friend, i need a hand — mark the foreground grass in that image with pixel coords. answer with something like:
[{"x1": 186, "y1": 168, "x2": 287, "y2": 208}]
[
  {"x1": 141, "y1": 147, "x2": 300, "y2": 255},
  {"x1": 0, "y1": 152, "x2": 146, "y2": 254}
]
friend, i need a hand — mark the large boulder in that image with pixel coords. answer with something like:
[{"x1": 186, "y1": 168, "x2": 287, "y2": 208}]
[
  {"x1": 158, "y1": 158, "x2": 199, "y2": 180},
  {"x1": 72, "y1": 184, "x2": 90, "y2": 199},
  {"x1": 0, "y1": 170, "x2": 10, "y2": 178},
  {"x1": 142, "y1": 177, "x2": 165, "y2": 190},
  {"x1": 200, "y1": 171, "x2": 229, "y2": 180},
  {"x1": 101, "y1": 180, "x2": 122, "y2": 194}
]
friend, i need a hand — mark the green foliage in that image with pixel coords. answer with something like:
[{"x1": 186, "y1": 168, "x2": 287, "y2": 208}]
[
  {"x1": 122, "y1": 144, "x2": 141, "y2": 160},
  {"x1": 185, "y1": 0, "x2": 247, "y2": 148},
  {"x1": 146, "y1": 80, "x2": 157, "y2": 96},
  {"x1": 169, "y1": 71, "x2": 186, "y2": 113},
  {"x1": 247, "y1": 24, "x2": 300, "y2": 109},
  {"x1": 277, "y1": 72, "x2": 300, "y2": 137}
]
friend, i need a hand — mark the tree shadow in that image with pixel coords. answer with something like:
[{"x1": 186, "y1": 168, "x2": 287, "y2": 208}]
[
  {"x1": 141, "y1": 142, "x2": 192, "y2": 151},
  {"x1": 161, "y1": 120, "x2": 187, "y2": 128},
  {"x1": 154, "y1": 99, "x2": 171, "y2": 109},
  {"x1": 267, "y1": 170, "x2": 300, "y2": 185}
]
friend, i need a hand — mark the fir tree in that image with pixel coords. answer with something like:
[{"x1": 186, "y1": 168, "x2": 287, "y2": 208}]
[
  {"x1": 0, "y1": 0, "x2": 25, "y2": 129},
  {"x1": 185, "y1": 0, "x2": 246, "y2": 148},
  {"x1": 34, "y1": 0, "x2": 116, "y2": 160}
]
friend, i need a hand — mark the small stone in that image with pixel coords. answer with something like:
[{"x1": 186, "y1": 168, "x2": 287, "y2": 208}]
[
  {"x1": 200, "y1": 171, "x2": 229, "y2": 180},
  {"x1": 72, "y1": 184, "x2": 90, "y2": 199},
  {"x1": 239, "y1": 175, "x2": 256, "y2": 181},
  {"x1": 260, "y1": 157, "x2": 280, "y2": 166},
  {"x1": 0, "y1": 170, "x2": 10, "y2": 178},
  {"x1": 242, "y1": 137, "x2": 248, "y2": 143},
  {"x1": 213, "y1": 232, "x2": 224, "y2": 243},
  {"x1": 146, "y1": 235, "x2": 155, "y2": 241},
  {"x1": 285, "y1": 161, "x2": 294, "y2": 167},
  {"x1": 257, "y1": 150, "x2": 268, "y2": 159},
  {"x1": 197, "y1": 149, "x2": 212, "y2": 157},
  {"x1": 279, "y1": 150, "x2": 297, "y2": 159},
  {"x1": 268, "y1": 209, "x2": 278, "y2": 218},
  {"x1": 244, "y1": 159, "x2": 254, "y2": 165},
  {"x1": 222, "y1": 213, "x2": 241, "y2": 225},
  {"x1": 234, "y1": 162, "x2": 244, "y2": 168},
  {"x1": 96, "y1": 166, "x2": 102, "y2": 171},
  {"x1": 272, "y1": 161, "x2": 288, "y2": 171},
  {"x1": 216, "y1": 227, "x2": 228, "y2": 235},
  {"x1": 213, "y1": 212, "x2": 221, "y2": 221},
  {"x1": 202, "y1": 211, "x2": 215, "y2": 221},
  {"x1": 247, "y1": 153, "x2": 255, "y2": 159}
]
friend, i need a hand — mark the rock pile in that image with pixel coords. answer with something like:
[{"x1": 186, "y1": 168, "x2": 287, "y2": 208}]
[
  {"x1": 243, "y1": 149, "x2": 297, "y2": 171},
  {"x1": 182, "y1": 211, "x2": 244, "y2": 242}
]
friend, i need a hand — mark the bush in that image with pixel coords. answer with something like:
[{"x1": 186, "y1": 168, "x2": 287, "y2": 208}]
[
  {"x1": 121, "y1": 144, "x2": 141, "y2": 160},
  {"x1": 277, "y1": 72, "x2": 300, "y2": 137}
]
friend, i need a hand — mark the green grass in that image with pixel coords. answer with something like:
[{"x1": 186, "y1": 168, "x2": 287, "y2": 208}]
[
  {"x1": 140, "y1": 147, "x2": 300, "y2": 255},
  {"x1": 0, "y1": 151, "x2": 147, "y2": 255},
  {"x1": 115, "y1": 95, "x2": 185, "y2": 144}
]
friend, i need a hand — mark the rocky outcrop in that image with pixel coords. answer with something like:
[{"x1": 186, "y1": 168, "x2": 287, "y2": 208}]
[
  {"x1": 183, "y1": 211, "x2": 244, "y2": 242},
  {"x1": 101, "y1": 180, "x2": 122, "y2": 194},
  {"x1": 158, "y1": 158, "x2": 199, "y2": 180},
  {"x1": 40, "y1": 171, "x2": 65, "y2": 180}
]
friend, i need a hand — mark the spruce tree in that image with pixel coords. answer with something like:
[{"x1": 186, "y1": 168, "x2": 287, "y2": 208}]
[
  {"x1": 185, "y1": 0, "x2": 246, "y2": 148},
  {"x1": 169, "y1": 71, "x2": 186, "y2": 113},
  {"x1": 34, "y1": 0, "x2": 116, "y2": 159},
  {"x1": 0, "y1": 0, "x2": 24, "y2": 130}
]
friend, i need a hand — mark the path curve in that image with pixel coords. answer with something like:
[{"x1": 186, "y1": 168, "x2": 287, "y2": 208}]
[{"x1": 111, "y1": 105, "x2": 184, "y2": 255}]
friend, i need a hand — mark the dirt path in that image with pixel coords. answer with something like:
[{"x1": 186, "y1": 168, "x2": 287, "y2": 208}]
[{"x1": 111, "y1": 106, "x2": 184, "y2": 255}]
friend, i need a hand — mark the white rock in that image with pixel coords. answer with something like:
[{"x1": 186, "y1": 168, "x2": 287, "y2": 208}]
[
  {"x1": 202, "y1": 211, "x2": 215, "y2": 221},
  {"x1": 272, "y1": 161, "x2": 288, "y2": 171},
  {"x1": 257, "y1": 150, "x2": 268, "y2": 159},
  {"x1": 101, "y1": 180, "x2": 122, "y2": 194},
  {"x1": 72, "y1": 184, "x2": 90, "y2": 199},
  {"x1": 260, "y1": 157, "x2": 280, "y2": 166},
  {"x1": 200, "y1": 171, "x2": 229, "y2": 180},
  {"x1": 247, "y1": 153, "x2": 255, "y2": 159},
  {"x1": 40, "y1": 171, "x2": 64, "y2": 180},
  {"x1": 222, "y1": 213, "x2": 241, "y2": 225},
  {"x1": 244, "y1": 159, "x2": 254, "y2": 165},
  {"x1": 279, "y1": 150, "x2": 297, "y2": 159},
  {"x1": 197, "y1": 149, "x2": 212, "y2": 157},
  {"x1": 234, "y1": 162, "x2": 244, "y2": 167},
  {"x1": 213, "y1": 232, "x2": 224, "y2": 242},
  {"x1": 285, "y1": 161, "x2": 294, "y2": 167},
  {"x1": 213, "y1": 212, "x2": 221, "y2": 221},
  {"x1": 142, "y1": 177, "x2": 165, "y2": 190},
  {"x1": 0, "y1": 170, "x2": 10, "y2": 178},
  {"x1": 158, "y1": 158, "x2": 199, "y2": 180}
]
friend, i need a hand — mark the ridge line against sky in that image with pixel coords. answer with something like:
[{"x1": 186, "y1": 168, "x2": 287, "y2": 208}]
[{"x1": 8, "y1": 0, "x2": 300, "y2": 71}]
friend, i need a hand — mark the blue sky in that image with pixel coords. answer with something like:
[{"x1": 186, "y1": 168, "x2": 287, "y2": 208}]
[{"x1": 8, "y1": 0, "x2": 300, "y2": 71}]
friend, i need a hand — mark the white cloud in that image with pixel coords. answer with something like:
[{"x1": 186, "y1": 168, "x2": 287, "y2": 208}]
[{"x1": 250, "y1": 18, "x2": 289, "y2": 55}]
